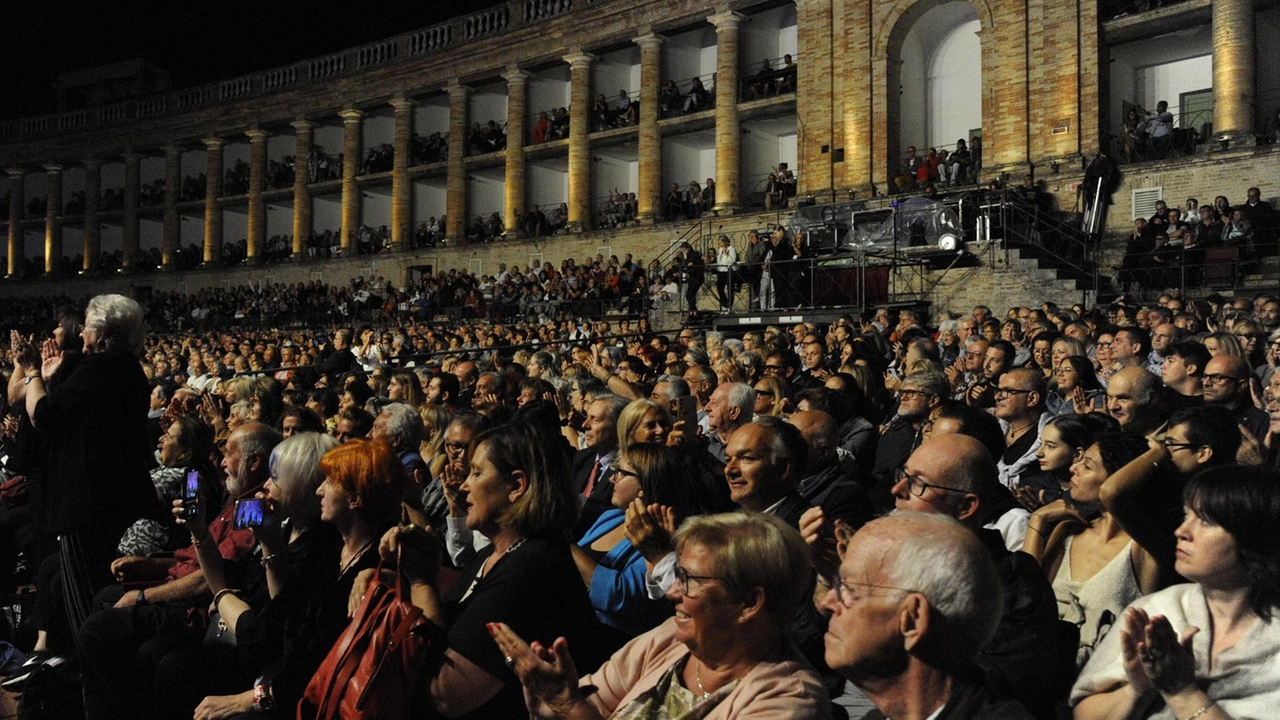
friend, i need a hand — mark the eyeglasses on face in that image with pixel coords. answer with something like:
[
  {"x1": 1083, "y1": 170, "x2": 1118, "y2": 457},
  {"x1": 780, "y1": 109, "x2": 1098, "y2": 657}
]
[
  {"x1": 674, "y1": 565, "x2": 724, "y2": 598},
  {"x1": 444, "y1": 441, "x2": 469, "y2": 453},
  {"x1": 1161, "y1": 440, "x2": 1201, "y2": 452},
  {"x1": 897, "y1": 389, "x2": 930, "y2": 400},
  {"x1": 1203, "y1": 374, "x2": 1245, "y2": 386},
  {"x1": 830, "y1": 579, "x2": 916, "y2": 608},
  {"x1": 895, "y1": 466, "x2": 970, "y2": 497},
  {"x1": 994, "y1": 387, "x2": 1033, "y2": 397},
  {"x1": 763, "y1": 364, "x2": 785, "y2": 373}
]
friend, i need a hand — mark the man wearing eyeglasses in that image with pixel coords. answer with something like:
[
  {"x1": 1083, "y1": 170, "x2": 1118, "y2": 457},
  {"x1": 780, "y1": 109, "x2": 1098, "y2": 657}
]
[
  {"x1": 993, "y1": 368, "x2": 1050, "y2": 495},
  {"x1": 823, "y1": 512, "x2": 1036, "y2": 720},
  {"x1": 1201, "y1": 354, "x2": 1269, "y2": 442},
  {"x1": 871, "y1": 371, "x2": 949, "y2": 512},
  {"x1": 886, "y1": 434, "x2": 1073, "y2": 717}
]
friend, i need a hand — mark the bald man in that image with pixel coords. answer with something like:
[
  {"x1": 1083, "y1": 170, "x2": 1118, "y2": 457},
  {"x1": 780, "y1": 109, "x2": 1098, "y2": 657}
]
[
  {"x1": 1201, "y1": 354, "x2": 1269, "y2": 442},
  {"x1": 889, "y1": 435, "x2": 1074, "y2": 718},
  {"x1": 789, "y1": 410, "x2": 873, "y2": 532}
]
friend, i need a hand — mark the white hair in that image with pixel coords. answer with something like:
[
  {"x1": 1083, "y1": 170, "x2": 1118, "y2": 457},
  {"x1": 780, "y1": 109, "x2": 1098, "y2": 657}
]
[
  {"x1": 876, "y1": 513, "x2": 1002, "y2": 661},
  {"x1": 84, "y1": 294, "x2": 145, "y2": 355},
  {"x1": 380, "y1": 402, "x2": 424, "y2": 449}
]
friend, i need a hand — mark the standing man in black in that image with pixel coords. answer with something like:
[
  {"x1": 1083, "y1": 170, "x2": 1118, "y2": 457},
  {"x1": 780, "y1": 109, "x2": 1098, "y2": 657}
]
[{"x1": 676, "y1": 241, "x2": 704, "y2": 316}]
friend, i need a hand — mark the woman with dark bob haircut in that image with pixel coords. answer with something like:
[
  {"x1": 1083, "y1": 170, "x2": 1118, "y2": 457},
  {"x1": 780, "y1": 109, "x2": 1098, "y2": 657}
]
[
  {"x1": 370, "y1": 423, "x2": 610, "y2": 718},
  {"x1": 1073, "y1": 465, "x2": 1280, "y2": 719}
]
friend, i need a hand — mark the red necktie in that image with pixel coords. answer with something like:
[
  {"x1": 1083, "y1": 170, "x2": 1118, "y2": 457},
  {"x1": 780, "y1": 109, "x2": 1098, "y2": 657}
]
[{"x1": 583, "y1": 459, "x2": 602, "y2": 498}]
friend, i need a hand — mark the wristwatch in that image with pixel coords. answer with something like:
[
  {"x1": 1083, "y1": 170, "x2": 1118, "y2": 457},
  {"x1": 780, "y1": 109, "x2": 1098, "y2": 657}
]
[
  {"x1": 23, "y1": 374, "x2": 38, "y2": 385},
  {"x1": 136, "y1": 588, "x2": 148, "y2": 605},
  {"x1": 253, "y1": 676, "x2": 275, "y2": 712}
]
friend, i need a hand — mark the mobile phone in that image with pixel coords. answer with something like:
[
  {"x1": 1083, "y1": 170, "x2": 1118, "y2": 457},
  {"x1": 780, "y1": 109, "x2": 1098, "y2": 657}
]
[
  {"x1": 182, "y1": 471, "x2": 200, "y2": 519},
  {"x1": 233, "y1": 498, "x2": 269, "y2": 530},
  {"x1": 675, "y1": 395, "x2": 698, "y2": 431}
]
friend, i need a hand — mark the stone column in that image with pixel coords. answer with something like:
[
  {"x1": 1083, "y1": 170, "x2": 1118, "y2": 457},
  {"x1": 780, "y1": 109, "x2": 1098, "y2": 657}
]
[
  {"x1": 83, "y1": 159, "x2": 101, "y2": 272},
  {"x1": 710, "y1": 11, "x2": 746, "y2": 213},
  {"x1": 122, "y1": 151, "x2": 140, "y2": 271},
  {"x1": 1212, "y1": 0, "x2": 1255, "y2": 144},
  {"x1": 503, "y1": 69, "x2": 530, "y2": 234},
  {"x1": 635, "y1": 33, "x2": 665, "y2": 223},
  {"x1": 291, "y1": 120, "x2": 314, "y2": 259},
  {"x1": 43, "y1": 164, "x2": 62, "y2": 275},
  {"x1": 5, "y1": 170, "x2": 21, "y2": 277},
  {"x1": 391, "y1": 98, "x2": 414, "y2": 251},
  {"x1": 162, "y1": 145, "x2": 181, "y2": 269},
  {"x1": 565, "y1": 52, "x2": 595, "y2": 231},
  {"x1": 446, "y1": 83, "x2": 469, "y2": 243},
  {"x1": 339, "y1": 110, "x2": 363, "y2": 254},
  {"x1": 246, "y1": 129, "x2": 268, "y2": 263},
  {"x1": 203, "y1": 138, "x2": 224, "y2": 265}
]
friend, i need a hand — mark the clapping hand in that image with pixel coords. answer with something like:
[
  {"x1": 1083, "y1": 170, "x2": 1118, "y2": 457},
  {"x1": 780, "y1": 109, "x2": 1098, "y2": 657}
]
[
  {"x1": 1120, "y1": 606, "x2": 1199, "y2": 697},
  {"x1": 488, "y1": 622, "x2": 580, "y2": 719},
  {"x1": 623, "y1": 499, "x2": 675, "y2": 564}
]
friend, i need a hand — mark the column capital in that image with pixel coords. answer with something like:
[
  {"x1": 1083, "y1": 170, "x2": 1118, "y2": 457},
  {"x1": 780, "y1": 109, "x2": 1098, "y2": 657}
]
[
  {"x1": 202, "y1": 137, "x2": 225, "y2": 150},
  {"x1": 447, "y1": 80, "x2": 472, "y2": 98},
  {"x1": 290, "y1": 119, "x2": 316, "y2": 133},
  {"x1": 633, "y1": 32, "x2": 666, "y2": 48},
  {"x1": 563, "y1": 51, "x2": 597, "y2": 68},
  {"x1": 43, "y1": 164, "x2": 63, "y2": 174},
  {"x1": 503, "y1": 68, "x2": 531, "y2": 84},
  {"x1": 708, "y1": 10, "x2": 747, "y2": 30},
  {"x1": 6, "y1": 168, "x2": 25, "y2": 179},
  {"x1": 390, "y1": 97, "x2": 416, "y2": 112},
  {"x1": 339, "y1": 109, "x2": 364, "y2": 123},
  {"x1": 245, "y1": 128, "x2": 270, "y2": 142}
]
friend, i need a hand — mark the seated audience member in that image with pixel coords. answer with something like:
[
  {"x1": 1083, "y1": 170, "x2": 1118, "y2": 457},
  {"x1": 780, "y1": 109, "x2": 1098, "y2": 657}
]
[
  {"x1": 147, "y1": 432, "x2": 340, "y2": 717},
  {"x1": 572, "y1": 444, "x2": 699, "y2": 636},
  {"x1": 884, "y1": 434, "x2": 1073, "y2": 717},
  {"x1": 370, "y1": 402, "x2": 429, "y2": 480},
  {"x1": 1200, "y1": 353, "x2": 1270, "y2": 442},
  {"x1": 117, "y1": 416, "x2": 218, "y2": 557},
  {"x1": 365, "y1": 423, "x2": 614, "y2": 718},
  {"x1": 1072, "y1": 465, "x2": 1280, "y2": 720},
  {"x1": 1023, "y1": 432, "x2": 1167, "y2": 667},
  {"x1": 994, "y1": 368, "x2": 1051, "y2": 490},
  {"x1": 1160, "y1": 340, "x2": 1209, "y2": 400},
  {"x1": 78, "y1": 422, "x2": 281, "y2": 719},
  {"x1": 493, "y1": 512, "x2": 830, "y2": 719},
  {"x1": 870, "y1": 370, "x2": 949, "y2": 511},
  {"x1": 1105, "y1": 367, "x2": 1168, "y2": 437},
  {"x1": 787, "y1": 409, "x2": 875, "y2": 531},
  {"x1": 1049, "y1": 355, "x2": 1106, "y2": 415},
  {"x1": 1097, "y1": 405, "x2": 1240, "y2": 576},
  {"x1": 823, "y1": 512, "x2": 1036, "y2": 719},
  {"x1": 1015, "y1": 413, "x2": 1118, "y2": 512}
]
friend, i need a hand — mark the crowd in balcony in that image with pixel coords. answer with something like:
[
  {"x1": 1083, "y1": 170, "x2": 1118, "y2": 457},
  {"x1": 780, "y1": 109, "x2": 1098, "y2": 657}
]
[
  {"x1": 361, "y1": 144, "x2": 394, "y2": 174},
  {"x1": 895, "y1": 138, "x2": 981, "y2": 192},
  {"x1": 529, "y1": 108, "x2": 571, "y2": 144},
  {"x1": 516, "y1": 203, "x2": 568, "y2": 238},
  {"x1": 466, "y1": 120, "x2": 508, "y2": 155},
  {"x1": 659, "y1": 76, "x2": 715, "y2": 118},
  {"x1": 410, "y1": 131, "x2": 449, "y2": 165},
  {"x1": 592, "y1": 91, "x2": 639, "y2": 131},
  {"x1": 664, "y1": 178, "x2": 716, "y2": 221},
  {"x1": 743, "y1": 54, "x2": 796, "y2": 100},
  {"x1": 1119, "y1": 190, "x2": 1278, "y2": 293}
]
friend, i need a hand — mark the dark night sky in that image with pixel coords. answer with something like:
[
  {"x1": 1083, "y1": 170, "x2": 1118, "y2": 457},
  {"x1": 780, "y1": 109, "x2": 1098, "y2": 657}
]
[{"x1": 3, "y1": 0, "x2": 504, "y2": 119}]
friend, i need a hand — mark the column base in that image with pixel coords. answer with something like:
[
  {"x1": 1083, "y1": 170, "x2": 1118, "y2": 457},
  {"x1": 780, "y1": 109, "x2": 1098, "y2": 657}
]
[
  {"x1": 1210, "y1": 130, "x2": 1256, "y2": 151},
  {"x1": 711, "y1": 203, "x2": 739, "y2": 216},
  {"x1": 636, "y1": 211, "x2": 655, "y2": 224}
]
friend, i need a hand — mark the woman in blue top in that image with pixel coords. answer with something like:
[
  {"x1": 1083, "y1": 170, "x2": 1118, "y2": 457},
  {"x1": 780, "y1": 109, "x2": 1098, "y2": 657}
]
[{"x1": 571, "y1": 443, "x2": 696, "y2": 637}]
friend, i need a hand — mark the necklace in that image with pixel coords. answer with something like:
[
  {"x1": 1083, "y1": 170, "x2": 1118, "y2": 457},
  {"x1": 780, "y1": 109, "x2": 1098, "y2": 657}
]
[
  {"x1": 694, "y1": 658, "x2": 711, "y2": 698},
  {"x1": 340, "y1": 538, "x2": 375, "y2": 576},
  {"x1": 1006, "y1": 421, "x2": 1035, "y2": 440}
]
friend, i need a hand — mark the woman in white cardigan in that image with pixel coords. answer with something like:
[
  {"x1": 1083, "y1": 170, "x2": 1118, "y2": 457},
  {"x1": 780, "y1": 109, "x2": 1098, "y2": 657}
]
[{"x1": 1072, "y1": 464, "x2": 1280, "y2": 720}]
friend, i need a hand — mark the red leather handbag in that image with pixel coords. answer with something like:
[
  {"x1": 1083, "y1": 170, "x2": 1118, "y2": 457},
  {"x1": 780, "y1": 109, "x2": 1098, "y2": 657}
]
[{"x1": 297, "y1": 554, "x2": 444, "y2": 720}]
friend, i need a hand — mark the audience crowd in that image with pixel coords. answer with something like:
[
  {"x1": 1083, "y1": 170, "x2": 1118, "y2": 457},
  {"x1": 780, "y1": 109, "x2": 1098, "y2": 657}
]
[{"x1": 2, "y1": 278, "x2": 1280, "y2": 719}]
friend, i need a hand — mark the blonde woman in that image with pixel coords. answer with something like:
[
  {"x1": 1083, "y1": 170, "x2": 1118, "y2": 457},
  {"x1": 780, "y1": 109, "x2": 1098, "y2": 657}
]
[
  {"x1": 419, "y1": 403, "x2": 451, "y2": 479},
  {"x1": 752, "y1": 375, "x2": 789, "y2": 418}
]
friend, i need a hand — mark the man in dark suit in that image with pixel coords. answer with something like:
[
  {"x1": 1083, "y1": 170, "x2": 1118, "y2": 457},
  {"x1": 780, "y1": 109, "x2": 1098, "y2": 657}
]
[
  {"x1": 571, "y1": 394, "x2": 630, "y2": 537},
  {"x1": 315, "y1": 328, "x2": 358, "y2": 377}
]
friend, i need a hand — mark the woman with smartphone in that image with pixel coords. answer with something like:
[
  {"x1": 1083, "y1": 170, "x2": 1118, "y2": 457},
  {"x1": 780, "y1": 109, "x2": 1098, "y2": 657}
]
[{"x1": 163, "y1": 434, "x2": 404, "y2": 718}]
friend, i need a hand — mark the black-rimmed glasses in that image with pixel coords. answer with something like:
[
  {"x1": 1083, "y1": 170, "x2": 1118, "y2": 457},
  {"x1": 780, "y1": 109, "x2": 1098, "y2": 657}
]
[
  {"x1": 674, "y1": 565, "x2": 723, "y2": 598},
  {"x1": 895, "y1": 466, "x2": 971, "y2": 497}
]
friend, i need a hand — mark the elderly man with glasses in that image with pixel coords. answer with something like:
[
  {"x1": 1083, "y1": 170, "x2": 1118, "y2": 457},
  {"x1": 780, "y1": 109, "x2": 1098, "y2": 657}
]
[
  {"x1": 1201, "y1": 353, "x2": 1269, "y2": 442},
  {"x1": 823, "y1": 511, "x2": 1041, "y2": 720},
  {"x1": 870, "y1": 371, "x2": 950, "y2": 513},
  {"x1": 993, "y1": 368, "x2": 1051, "y2": 498},
  {"x1": 878, "y1": 434, "x2": 1074, "y2": 718}
]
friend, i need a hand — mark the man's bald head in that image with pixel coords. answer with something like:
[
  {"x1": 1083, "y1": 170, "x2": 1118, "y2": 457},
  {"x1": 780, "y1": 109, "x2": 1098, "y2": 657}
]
[
  {"x1": 893, "y1": 434, "x2": 994, "y2": 525},
  {"x1": 1202, "y1": 354, "x2": 1252, "y2": 407},
  {"x1": 789, "y1": 410, "x2": 838, "y2": 473}
]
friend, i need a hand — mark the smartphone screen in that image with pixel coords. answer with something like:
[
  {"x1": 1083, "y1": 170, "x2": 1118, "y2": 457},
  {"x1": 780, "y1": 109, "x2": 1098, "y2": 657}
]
[
  {"x1": 184, "y1": 470, "x2": 200, "y2": 500},
  {"x1": 676, "y1": 395, "x2": 698, "y2": 431},
  {"x1": 233, "y1": 499, "x2": 267, "y2": 530}
]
